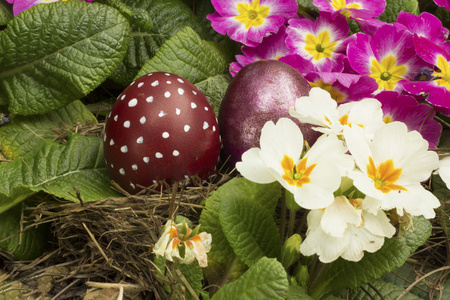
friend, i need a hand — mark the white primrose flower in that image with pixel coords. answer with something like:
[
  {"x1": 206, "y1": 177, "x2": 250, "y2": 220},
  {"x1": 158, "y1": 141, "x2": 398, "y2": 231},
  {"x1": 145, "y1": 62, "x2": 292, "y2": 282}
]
[
  {"x1": 236, "y1": 117, "x2": 354, "y2": 210},
  {"x1": 153, "y1": 220, "x2": 212, "y2": 268},
  {"x1": 289, "y1": 87, "x2": 384, "y2": 139},
  {"x1": 343, "y1": 122, "x2": 440, "y2": 219},
  {"x1": 437, "y1": 156, "x2": 450, "y2": 190},
  {"x1": 300, "y1": 196, "x2": 396, "y2": 263}
]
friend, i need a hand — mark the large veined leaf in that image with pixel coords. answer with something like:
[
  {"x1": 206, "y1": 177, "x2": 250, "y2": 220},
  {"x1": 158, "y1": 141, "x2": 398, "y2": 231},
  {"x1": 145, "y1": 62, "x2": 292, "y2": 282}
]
[
  {"x1": 379, "y1": 0, "x2": 419, "y2": 23},
  {"x1": 109, "y1": 0, "x2": 214, "y2": 85},
  {"x1": 0, "y1": 133, "x2": 120, "y2": 214},
  {"x1": 348, "y1": 280, "x2": 423, "y2": 300},
  {"x1": 0, "y1": 2, "x2": 13, "y2": 25},
  {"x1": 0, "y1": 1, "x2": 130, "y2": 115},
  {"x1": 211, "y1": 257, "x2": 289, "y2": 300},
  {"x1": 136, "y1": 26, "x2": 233, "y2": 113},
  {"x1": 219, "y1": 197, "x2": 282, "y2": 267},
  {"x1": 0, "y1": 204, "x2": 47, "y2": 260},
  {"x1": 308, "y1": 216, "x2": 432, "y2": 298},
  {"x1": 199, "y1": 177, "x2": 281, "y2": 287},
  {"x1": 0, "y1": 100, "x2": 98, "y2": 160}
]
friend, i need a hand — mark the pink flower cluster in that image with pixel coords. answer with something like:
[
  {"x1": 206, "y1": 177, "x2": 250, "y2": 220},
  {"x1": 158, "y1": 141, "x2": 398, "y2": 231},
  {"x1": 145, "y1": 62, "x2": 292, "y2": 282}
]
[
  {"x1": 208, "y1": 0, "x2": 450, "y2": 148},
  {"x1": 5, "y1": 0, "x2": 93, "y2": 16}
]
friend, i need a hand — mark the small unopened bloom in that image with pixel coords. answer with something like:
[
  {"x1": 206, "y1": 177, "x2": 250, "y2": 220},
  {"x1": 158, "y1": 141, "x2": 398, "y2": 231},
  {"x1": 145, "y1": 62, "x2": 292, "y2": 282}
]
[{"x1": 153, "y1": 220, "x2": 212, "y2": 268}]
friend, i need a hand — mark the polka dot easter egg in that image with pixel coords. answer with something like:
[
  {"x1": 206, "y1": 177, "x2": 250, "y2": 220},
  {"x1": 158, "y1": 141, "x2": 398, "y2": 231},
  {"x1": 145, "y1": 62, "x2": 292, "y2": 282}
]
[{"x1": 103, "y1": 72, "x2": 222, "y2": 193}]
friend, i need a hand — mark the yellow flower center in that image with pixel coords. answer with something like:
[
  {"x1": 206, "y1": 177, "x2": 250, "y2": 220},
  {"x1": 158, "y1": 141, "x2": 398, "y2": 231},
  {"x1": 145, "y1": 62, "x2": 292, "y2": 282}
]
[
  {"x1": 433, "y1": 55, "x2": 450, "y2": 90},
  {"x1": 310, "y1": 80, "x2": 345, "y2": 103},
  {"x1": 383, "y1": 115, "x2": 393, "y2": 123},
  {"x1": 369, "y1": 55, "x2": 407, "y2": 90},
  {"x1": 281, "y1": 155, "x2": 317, "y2": 187},
  {"x1": 235, "y1": 0, "x2": 270, "y2": 29},
  {"x1": 331, "y1": 0, "x2": 361, "y2": 17},
  {"x1": 304, "y1": 31, "x2": 338, "y2": 61},
  {"x1": 366, "y1": 157, "x2": 407, "y2": 194}
]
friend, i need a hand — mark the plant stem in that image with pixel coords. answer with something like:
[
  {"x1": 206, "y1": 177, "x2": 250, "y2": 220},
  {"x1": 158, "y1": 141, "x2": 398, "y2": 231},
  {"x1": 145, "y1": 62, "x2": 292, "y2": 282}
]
[
  {"x1": 280, "y1": 189, "x2": 287, "y2": 243},
  {"x1": 287, "y1": 209, "x2": 296, "y2": 238}
]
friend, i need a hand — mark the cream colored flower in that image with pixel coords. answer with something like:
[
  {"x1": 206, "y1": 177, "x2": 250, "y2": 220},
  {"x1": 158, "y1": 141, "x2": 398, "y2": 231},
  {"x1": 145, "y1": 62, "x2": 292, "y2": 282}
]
[{"x1": 153, "y1": 220, "x2": 212, "y2": 267}]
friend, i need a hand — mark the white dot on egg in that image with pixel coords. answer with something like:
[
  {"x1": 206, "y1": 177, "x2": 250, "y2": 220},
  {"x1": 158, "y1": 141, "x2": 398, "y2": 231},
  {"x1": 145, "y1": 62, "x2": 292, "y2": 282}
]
[
  {"x1": 213, "y1": 126, "x2": 216, "y2": 132},
  {"x1": 176, "y1": 108, "x2": 181, "y2": 115},
  {"x1": 162, "y1": 132, "x2": 169, "y2": 138},
  {"x1": 192, "y1": 90, "x2": 197, "y2": 95},
  {"x1": 130, "y1": 81, "x2": 135, "y2": 85},
  {"x1": 158, "y1": 111, "x2": 167, "y2": 117},
  {"x1": 178, "y1": 88, "x2": 184, "y2": 95},
  {"x1": 146, "y1": 96, "x2": 153, "y2": 103},
  {"x1": 203, "y1": 121, "x2": 209, "y2": 130},
  {"x1": 177, "y1": 78, "x2": 184, "y2": 83},
  {"x1": 173, "y1": 150, "x2": 180, "y2": 156},
  {"x1": 147, "y1": 73, "x2": 153, "y2": 76},
  {"x1": 110, "y1": 163, "x2": 114, "y2": 168},
  {"x1": 119, "y1": 168, "x2": 125, "y2": 175},
  {"x1": 130, "y1": 182, "x2": 135, "y2": 189},
  {"x1": 155, "y1": 152, "x2": 163, "y2": 158},
  {"x1": 120, "y1": 94, "x2": 126, "y2": 100},
  {"x1": 191, "y1": 102, "x2": 197, "y2": 109},
  {"x1": 132, "y1": 164, "x2": 138, "y2": 170},
  {"x1": 143, "y1": 157, "x2": 150, "y2": 163},
  {"x1": 124, "y1": 121, "x2": 130, "y2": 128},
  {"x1": 140, "y1": 116, "x2": 146, "y2": 124},
  {"x1": 204, "y1": 106, "x2": 209, "y2": 111},
  {"x1": 165, "y1": 73, "x2": 170, "y2": 76},
  {"x1": 184, "y1": 125, "x2": 190, "y2": 132},
  {"x1": 137, "y1": 136, "x2": 144, "y2": 144},
  {"x1": 107, "y1": 112, "x2": 111, "y2": 118},
  {"x1": 164, "y1": 91, "x2": 171, "y2": 98},
  {"x1": 128, "y1": 98, "x2": 138, "y2": 107},
  {"x1": 138, "y1": 82, "x2": 144, "y2": 88},
  {"x1": 109, "y1": 139, "x2": 114, "y2": 146},
  {"x1": 121, "y1": 145, "x2": 128, "y2": 153},
  {"x1": 151, "y1": 80, "x2": 159, "y2": 87},
  {"x1": 103, "y1": 134, "x2": 107, "y2": 141},
  {"x1": 167, "y1": 81, "x2": 172, "y2": 84},
  {"x1": 114, "y1": 115, "x2": 118, "y2": 121}
]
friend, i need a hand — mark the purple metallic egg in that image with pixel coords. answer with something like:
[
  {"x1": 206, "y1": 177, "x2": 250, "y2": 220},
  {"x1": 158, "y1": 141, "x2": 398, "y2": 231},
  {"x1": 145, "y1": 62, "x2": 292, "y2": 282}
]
[{"x1": 218, "y1": 60, "x2": 320, "y2": 169}]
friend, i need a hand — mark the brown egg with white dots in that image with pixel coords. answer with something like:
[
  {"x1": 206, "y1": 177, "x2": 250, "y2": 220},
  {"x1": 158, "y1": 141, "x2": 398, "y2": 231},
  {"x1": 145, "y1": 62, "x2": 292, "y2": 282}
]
[{"x1": 103, "y1": 72, "x2": 222, "y2": 193}]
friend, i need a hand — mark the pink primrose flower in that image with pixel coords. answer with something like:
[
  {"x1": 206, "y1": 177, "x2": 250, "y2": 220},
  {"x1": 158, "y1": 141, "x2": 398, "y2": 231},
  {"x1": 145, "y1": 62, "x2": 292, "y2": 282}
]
[
  {"x1": 401, "y1": 36, "x2": 450, "y2": 110},
  {"x1": 312, "y1": 0, "x2": 386, "y2": 20},
  {"x1": 9, "y1": 0, "x2": 92, "y2": 16},
  {"x1": 347, "y1": 24, "x2": 427, "y2": 92},
  {"x1": 396, "y1": 11, "x2": 448, "y2": 46},
  {"x1": 229, "y1": 26, "x2": 290, "y2": 76},
  {"x1": 286, "y1": 12, "x2": 349, "y2": 72},
  {"x1": 207, "y1": 0, "x2": 298, "y2": 47},
  {"x1": 374, "y1": 91, "x2": 442, "y2": 148}
]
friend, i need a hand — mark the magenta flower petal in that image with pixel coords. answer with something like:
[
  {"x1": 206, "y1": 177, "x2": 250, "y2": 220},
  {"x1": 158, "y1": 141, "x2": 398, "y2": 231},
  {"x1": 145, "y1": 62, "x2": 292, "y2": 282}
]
[
  {"x1": 434, "y1": 0, "x2": 450, "y2": 12},
  {"x1": 396, "y1": 11, "x2": 449, "y2": 45},
  {"x1": 313, "y1": 0, "x2": 386, "y2": 19},
  {"x1": 278, "y1": 54, "x2": 315, "y2": 75},
  {"x1": 374, "y1": 91, "x2": 442, "y2": 148},
  {"x1": 208, "y1": 0, "x2": 298, "y2": 46}
]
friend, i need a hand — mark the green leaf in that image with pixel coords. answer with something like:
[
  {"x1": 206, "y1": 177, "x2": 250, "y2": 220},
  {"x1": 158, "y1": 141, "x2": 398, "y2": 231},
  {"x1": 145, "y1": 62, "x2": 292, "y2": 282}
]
[
  {"x1": 0, "y1": 2, "x2": 13, "y2": 26},
  {"x1": 178, "y1": 263, "x2": 204, "y2": 300},
  {"x1": 348, "y1": 280, "x2": 423, "y2": 300},
  {"x1": 0, "y1": 100, "x2": 98, "y2": 160},
  {"x1": 286, "y1": 284, "x2": 314, "y2": 300},
  {"x1": 211, "y1": 257, "x2": 289, "y2": 300},
  {"x1": 219, "y1": 197, "x2": 282, "y2": 267},
  {"x1": 136, "y1": 26, "x2": 233, "y2": 113},
  {"x1": 0, "y1": 1, "x2": 130, "y2": 115},
  {"x1": 109, "y1": 0, "x2": 214, "y2": 85},
  {"x1": 309, "y1": 216, "x2": 432, "y2": 298},
  {"x1": 0, "y1": 133, "x2": 120, "y2": 214},
  {"x1": 0, "y1": 204, "x2": 47, "y2": 260},
  {"x1": 199, "y1": 177, "x2": 281, "y2": 288},
  {"x1": 379, "y1": 0, "x2": 419, "y2": 23}
]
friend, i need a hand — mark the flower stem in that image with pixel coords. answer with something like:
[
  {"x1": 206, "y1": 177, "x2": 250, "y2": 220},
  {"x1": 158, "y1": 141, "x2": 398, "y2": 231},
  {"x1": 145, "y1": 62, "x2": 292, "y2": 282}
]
[
  {"x1": 280, "y1": 189, "x2": 287, "y2": 242},
  {"x1": 287, "y1": 209, "x2": 296, "y2": 238}
]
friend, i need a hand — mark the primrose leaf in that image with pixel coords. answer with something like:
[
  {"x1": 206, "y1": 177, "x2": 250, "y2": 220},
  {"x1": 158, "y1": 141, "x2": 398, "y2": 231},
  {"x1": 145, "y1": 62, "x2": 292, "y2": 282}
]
[
  {"x1": 199, "y1": 177, "x2": 281, "y2": 288},
  {"x1": 211, "y1": 257, "x2": 289, "y2": 300},
  {"x1": 379, "y1": 0, "x2": 419, "y2": 23},
  {"x1": 0, "y1": 133, "x2": 120, "y2": 214},
  {"x1": 177, "y1": 263, "x2": 204, "y2": 300},
  {"x1": 0, "y1": 204, "x2": 47, "y2": 260},
  {"x1": 109, "y1": 0, "x2": 214, "y2": 85},
  {"x1": 0, "y1": 100, "x2": 97, "y2": 160},
  {"x1": 0, "y1": 1, "x2": 130, "y2": 115},
  {"x1": 348, "y1": 280, "x2": 422, "y2": 300},
  {"x1": 219, "y1": 197, "x2": 282, "y2": 267},
  {"x1": 0, "y1": 2, "x2": 13, "y2": 25},
  {"x1": 308, "y1": 216, "x2": 432, "y2": 298},
  {"x1": 136, "y1": 26, "x2": 233, "y2": 113}
]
